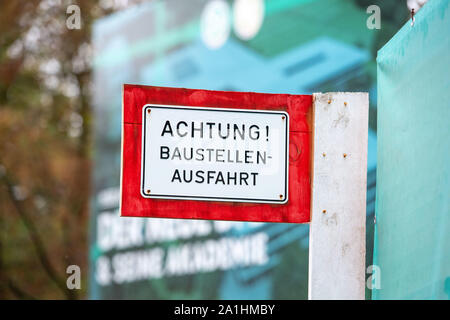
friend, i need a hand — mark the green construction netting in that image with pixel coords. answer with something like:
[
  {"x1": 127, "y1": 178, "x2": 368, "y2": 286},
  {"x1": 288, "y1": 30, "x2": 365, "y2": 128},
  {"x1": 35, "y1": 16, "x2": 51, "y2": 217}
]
[{"x1": 374, "y1": 0, "x2": 450, "y2": 299}]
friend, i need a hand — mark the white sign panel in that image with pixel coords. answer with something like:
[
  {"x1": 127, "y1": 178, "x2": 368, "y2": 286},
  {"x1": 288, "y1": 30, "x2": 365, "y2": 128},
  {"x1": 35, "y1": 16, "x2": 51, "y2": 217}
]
[{"x1": 141, "y1": 104, "x2": 289, "y2": 204}]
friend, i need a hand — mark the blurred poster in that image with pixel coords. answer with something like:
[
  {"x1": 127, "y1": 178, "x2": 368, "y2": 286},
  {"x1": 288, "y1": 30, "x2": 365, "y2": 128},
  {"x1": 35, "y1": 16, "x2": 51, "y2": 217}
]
[{"x1": 90, "y1": 0, "x2": 377, "y2": 299}]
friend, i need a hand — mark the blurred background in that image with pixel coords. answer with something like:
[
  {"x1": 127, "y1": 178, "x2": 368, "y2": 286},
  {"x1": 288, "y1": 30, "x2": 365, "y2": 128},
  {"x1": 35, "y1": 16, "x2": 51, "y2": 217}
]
[{"x1": 0, "y1": 0, "x2": 419, "y2": 299}]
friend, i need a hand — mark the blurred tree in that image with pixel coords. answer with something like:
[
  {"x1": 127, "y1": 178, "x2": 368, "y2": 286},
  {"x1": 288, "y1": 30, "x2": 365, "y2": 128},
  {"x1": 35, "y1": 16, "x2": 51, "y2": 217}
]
[{"x1": 0, "y1": 0, "x2": 141, "y2": 299}]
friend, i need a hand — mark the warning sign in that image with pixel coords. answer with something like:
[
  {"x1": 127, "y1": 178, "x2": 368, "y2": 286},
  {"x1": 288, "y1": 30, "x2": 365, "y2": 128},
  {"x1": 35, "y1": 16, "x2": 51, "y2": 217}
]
[{"x1": 141, "y1": 105, "x2": 289, "y2": 204}]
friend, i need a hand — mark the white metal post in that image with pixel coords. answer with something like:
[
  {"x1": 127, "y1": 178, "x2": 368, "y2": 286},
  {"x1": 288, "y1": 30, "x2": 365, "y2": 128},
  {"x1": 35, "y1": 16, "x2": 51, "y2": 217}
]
[{"x1": 308, "y1": 92, "x2": 368, "y2": 300}]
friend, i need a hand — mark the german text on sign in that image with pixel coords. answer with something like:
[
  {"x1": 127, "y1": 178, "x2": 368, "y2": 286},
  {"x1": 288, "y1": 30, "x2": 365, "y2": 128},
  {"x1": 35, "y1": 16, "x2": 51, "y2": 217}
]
[{"x1": 141, "y1": 105, "x2": 289, "y2": 203}]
